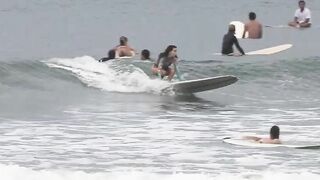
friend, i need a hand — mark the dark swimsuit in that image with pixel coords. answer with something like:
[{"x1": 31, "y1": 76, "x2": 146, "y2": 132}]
[{"x1": 222, "y1": 32, "x2": 245, "y2": 55}]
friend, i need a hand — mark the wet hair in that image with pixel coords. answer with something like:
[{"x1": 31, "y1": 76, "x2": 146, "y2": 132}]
[
  {"x1": 119, "y1": 36, "x2": 128, "y2": 46},
  {"x1": 249, "y1": 12, "x2": 256, "y2": 20},
  {"x1": 228, "y1": 24, "x2": 236, "y2": 32},
  {"x1": 163, "y1": 45, "x2": 177, "y2": 57},
  {"x1": 270, "y1": 125, "x2": 280, "y2": 139},
  {"x1": 141, "y1": 49, "x2": 150, "y2": 59}
]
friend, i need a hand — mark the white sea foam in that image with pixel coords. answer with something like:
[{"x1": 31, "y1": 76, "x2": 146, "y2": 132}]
[
  {"x1": 44, "y1": 56, "x2": 170, "y2": 94},
  {"x1": 0, "y1": 164, "x2": 319, "y2": 180}
]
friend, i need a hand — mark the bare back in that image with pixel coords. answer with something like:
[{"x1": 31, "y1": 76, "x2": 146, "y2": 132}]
[
  {"x1": 244, "y1": 20, "x2": 263, "y2": 39},
  {"x1": 116, "y1": 46, "x2": 134, "y2": 57}
]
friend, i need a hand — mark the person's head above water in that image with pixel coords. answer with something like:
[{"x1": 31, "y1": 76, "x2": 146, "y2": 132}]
[
  {"x1": 249, "y1": 12, "x2": 256, "y2": 20},
  {"x1": 141, "y1": 49, "x2": 150, "y2": 60},
  {"x1": 299, "y1": 0, "x2": 305, "y2": 10},
  {"x1": 119, "y1": 36, "x2": 128, "y2": 46},
  {"x1": 270, "y1": 125, "x2": 280, "y2": 139},
  {"x1": 228, "y1": 24, "x2": 236, "y2": 33}
]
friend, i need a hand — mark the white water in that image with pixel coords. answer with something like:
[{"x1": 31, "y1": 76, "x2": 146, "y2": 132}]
[
  {"x1": 1, "y1": 164, "x2": 319, "y2": 180},
  {"x1": 45, "y1": 56, "x2": 169, "y2": 94}
]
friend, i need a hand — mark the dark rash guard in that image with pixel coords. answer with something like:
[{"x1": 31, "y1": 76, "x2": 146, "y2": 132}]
[{"x1": 221, "y1": 32, "x2": 245, "y2": 55}]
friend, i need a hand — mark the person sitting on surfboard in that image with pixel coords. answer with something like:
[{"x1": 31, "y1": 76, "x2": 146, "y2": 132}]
[
  {"x1": 152, "y1": 45, "x2": 178, "y2": 81},
  {"x1": 243, "y1": 12, "x2": 262, "y2": 39},
  {"x1": 245, "y1": 125, "x2": 281, "y2": 144},
  {"x1": 114, "y1": 36, "x2": 136, "y2": 58},
  {"x1": 221, "y1": 24, "x2": 245, "y2": 56},
  {"x1": 288, "y1": 0, "x2": 311, "y2": 28}
]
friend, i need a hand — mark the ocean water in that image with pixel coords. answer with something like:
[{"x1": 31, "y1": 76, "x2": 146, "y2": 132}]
[{"x1": 1, "y1": 0, "x2": 320, "y2": 180}]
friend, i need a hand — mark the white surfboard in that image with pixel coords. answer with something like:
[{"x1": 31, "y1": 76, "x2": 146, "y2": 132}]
[
  {"x1": 168, "y1": 75, "x2": 238, "y2": 94},
  {"x1": 246, "y1": 44, "x2": 292, "y2": 55},
  {"x1": 230, "y1": 21, "x2": 248, "y2": 39},
  {"x1": 214, "y1": 44, "x2": 293, "y2": 56},
  {"x1": 223, "y1": 137, "x2": 320, "y2": 149},
  {"x1": 264, "y1": 25, "x2": 291, "y2": 28}
]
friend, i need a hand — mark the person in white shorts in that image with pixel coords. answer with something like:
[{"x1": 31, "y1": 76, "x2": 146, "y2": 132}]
[{"x1": 288, "y1": 0, "x2": 311, "y2": 28}]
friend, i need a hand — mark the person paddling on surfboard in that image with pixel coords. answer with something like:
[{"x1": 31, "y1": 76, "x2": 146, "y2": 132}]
[
  {"x1": 114, "y1": 36, "x2": 136, "y2": 58},
  {"x1": 243, "y1": 12, "x2": 263, "y2": 39},
  {"x1": 221, "y1": 24, "x2": 245, "y2": 56},
  {"x1": 152, "y1": 45, "x2": 178, "y2": 81},
  {"x1": 288, "y1": 0, "x2": 311, "y2": 28},
  {"x1": 99, "y1": 49, "x2": 116, "y2": 62},
  {"x1": 244, "y1": 125, "x2": 281, "y2": 144}
]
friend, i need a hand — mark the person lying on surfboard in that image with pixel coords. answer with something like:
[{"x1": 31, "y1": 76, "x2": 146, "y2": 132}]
[
  {"x1": 244, "y1": 125, "x2": 281, "y2": 144},
  {"x1": 221, "y1": 24, "x2": 245, "y2": 56},
  {"x1": 152, "y1": 45, "x2": 178, "y2": 81},
  {"x1": 99, "y1": 49, "x2": 116, "y2": 62},
  {"x1": 113, "y1": 36, "x2": 136, "y2": 58},
  {"x1": 243, "y1": 12, "x2": 263, "y2": 39},
  {"x1": 288, "y1": 0, "x2": 311, "y2": 28}
]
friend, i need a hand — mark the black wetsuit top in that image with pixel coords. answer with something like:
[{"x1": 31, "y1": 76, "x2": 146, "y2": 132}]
[{"x1": 221, "y1": 32, "x2": 245, "y2": 55}]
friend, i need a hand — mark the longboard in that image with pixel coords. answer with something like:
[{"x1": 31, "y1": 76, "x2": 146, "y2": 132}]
[
  {"x1": 246, "y1": 44, "x2": 292, "y2": 55},
  {"x1": 223, "y1": 137, "x2": 320, "y2": 149},
  {"x1": 169, "y1": 75, "x2": 238, "y2": 94},
  {"x1": 214, "y1": 44, "x2": 292, "y2": 56}
]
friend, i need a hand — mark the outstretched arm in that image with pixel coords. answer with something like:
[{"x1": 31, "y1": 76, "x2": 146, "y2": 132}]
[
  {"x1": 234, "y1": 37, "x2": 245, "y2": 55},
  {"x1": 242, "y1": 24, "x2": 248, "y2": 38}
]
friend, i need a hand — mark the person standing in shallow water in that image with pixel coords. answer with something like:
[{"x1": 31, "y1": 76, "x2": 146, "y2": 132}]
[
  {"x1": 288, "y1": 0, "x2": 311, "y2": 28},
  {"x1": 243, "y1": 12, "x2": 263, "y2": 39},
  {"x1": 221, "y1": 24, "x2": 245, "y2": 56}
]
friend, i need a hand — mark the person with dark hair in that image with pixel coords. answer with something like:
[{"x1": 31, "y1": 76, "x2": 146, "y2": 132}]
[
  {"x1": 114, "y1": 36, "x2": 136, "y2": 58},
  {"x1": 288, "y1": 0, "x2": 311, "y2": 28},
  {"x1": 243, "y1": 12, "x2": 262, "y2": 39},
  {"x1": 99, "y1": 49, "x2": 116, "y2": 62},
  {"x1": 244, "y1": 125, "x2": 281, "y2": 144},
  {"x1": 152, "y1": 45, "x2": 178, "y2": 81},
  {"x1": 222, "y1": 24, "x2": 245, "y2": 56},
  {"x1": 140, "y1": 49, "x2": 152, "y2": 61}
]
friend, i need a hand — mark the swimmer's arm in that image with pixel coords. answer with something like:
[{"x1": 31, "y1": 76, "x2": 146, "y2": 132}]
[
  {"x1": 242, "y1": 24, "x2": 248, "y2": 38},
  {"x1": 303, "y1": 18, "x2": 310, "y2": 24}
]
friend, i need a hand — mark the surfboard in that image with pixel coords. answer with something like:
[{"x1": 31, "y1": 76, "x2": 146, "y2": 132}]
[
  {"x1": 246, "y1": 44, "x2": 292, "y2": 55},
  {"x1": 230, "y1": 21, "x2": 248, "y2": 39},
  {"x1": 264, "y1": 25, "x2": 291, "y2": 28},
  {"x1": 213, "y1": 44, "x2": 292, "y2": 56},
  {"x1": 223, "y1": 137, "x2": 320, "y2": 149},
  {"x1": 169, "y1": 75, "x2": 238, "y2": 94}
]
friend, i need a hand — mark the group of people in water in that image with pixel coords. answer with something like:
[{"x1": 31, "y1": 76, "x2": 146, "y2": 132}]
[
  {"x1": 223, "y1": 0, "x2": 311, "y2": 56},
  {"x1": 95, "y1": 2, "x2": 311, "y2": 144},
  {"x1": 99, "y1": 0, "x2": 312, "y2": 85},
  {"x1": 99, "y1": 36, "x2": 179, "y2": 81}
]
